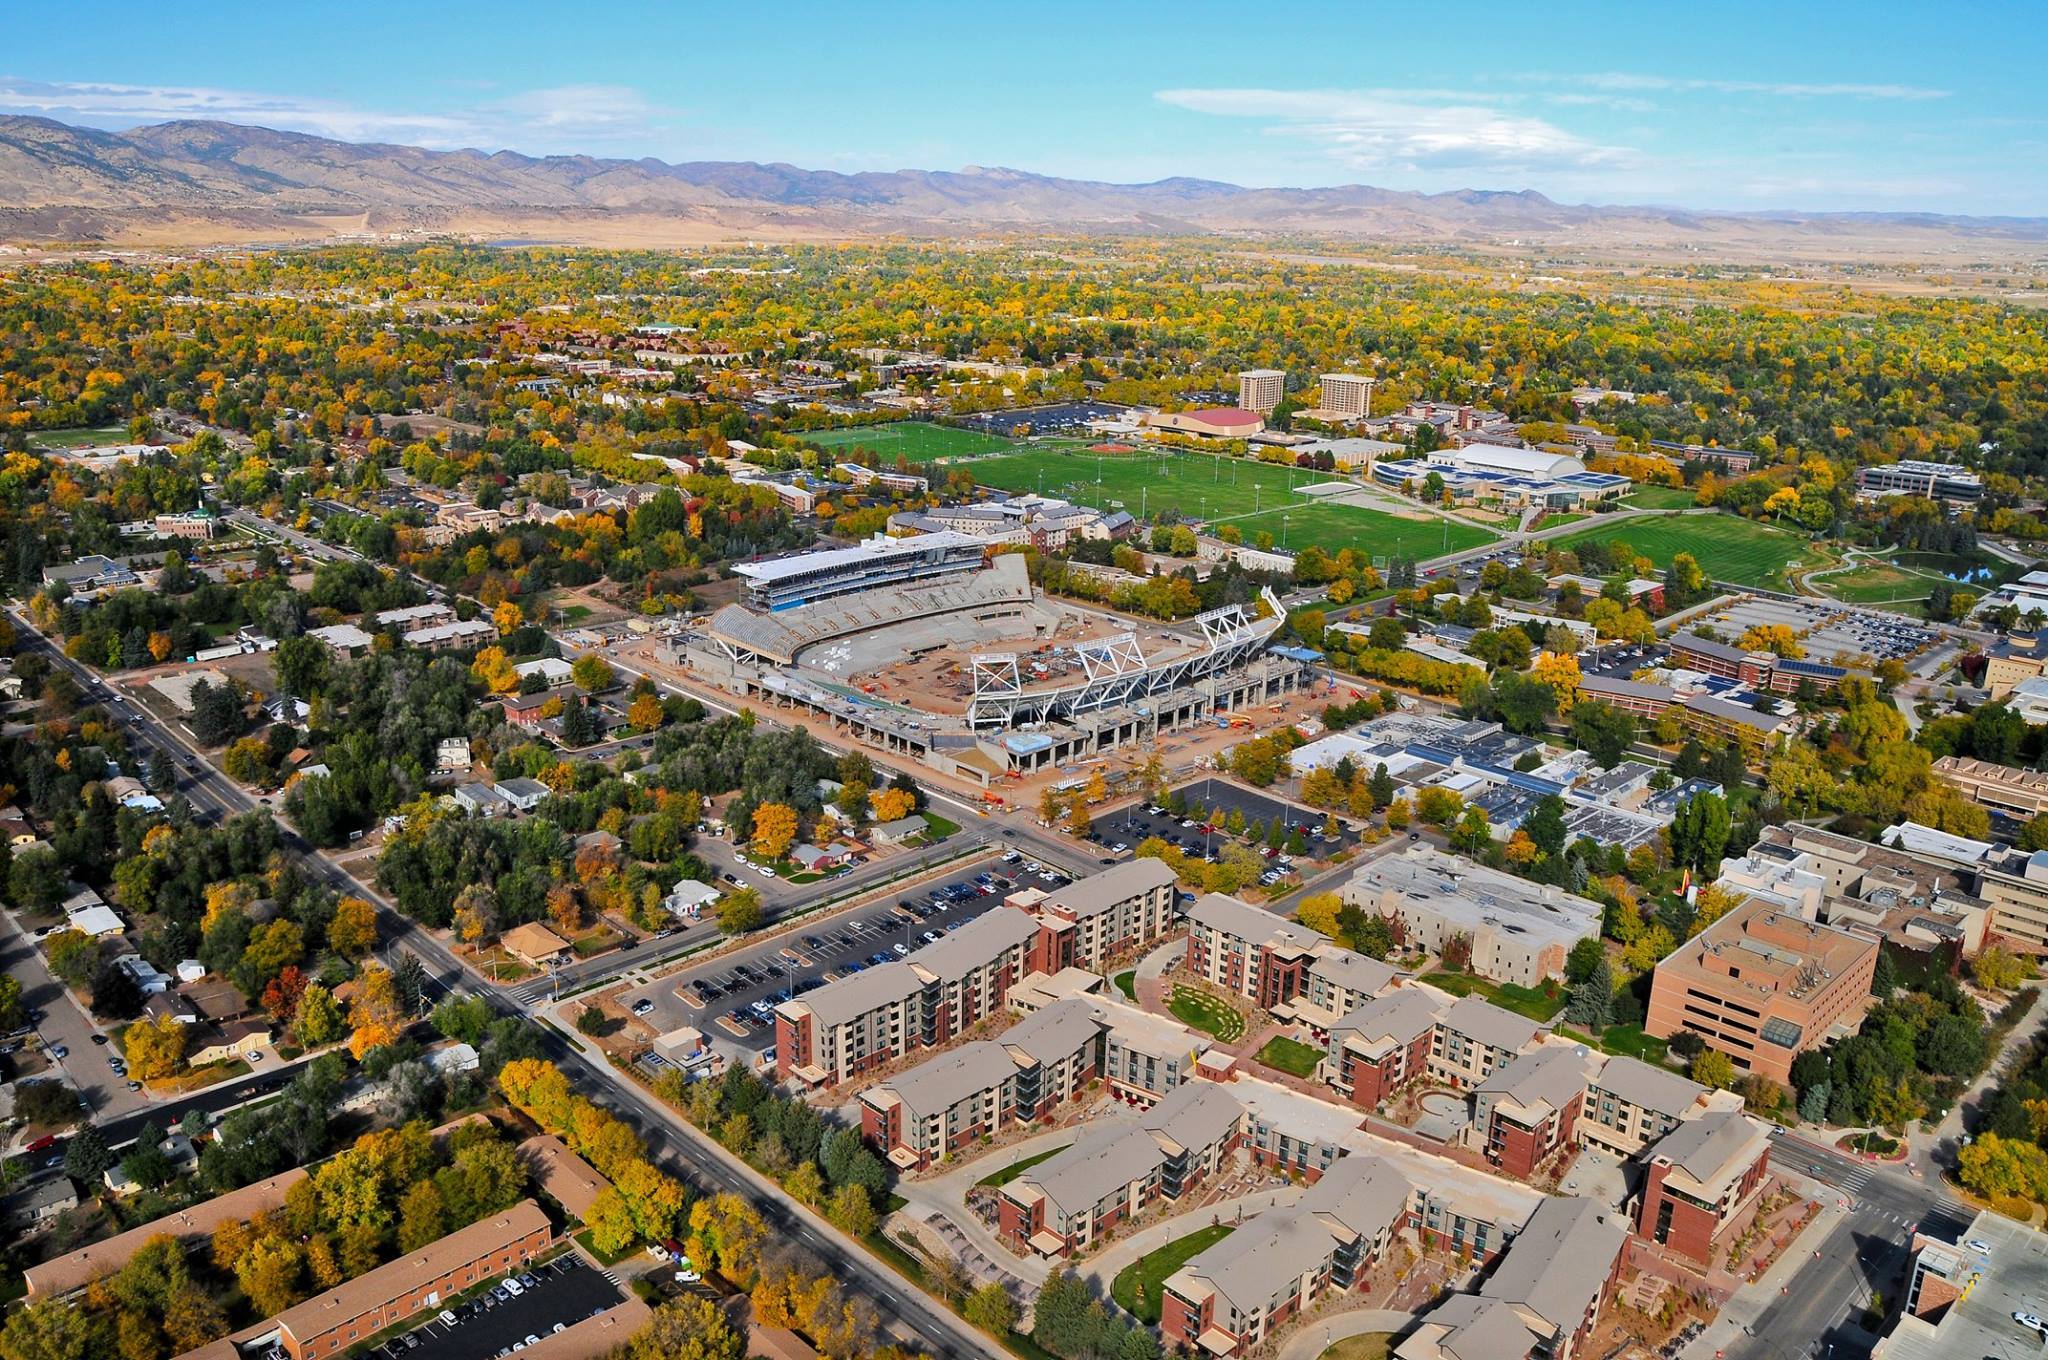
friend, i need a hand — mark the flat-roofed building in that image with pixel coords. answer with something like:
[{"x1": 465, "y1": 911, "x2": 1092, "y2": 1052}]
[
  {"x1": 1935, "y1": 755, "x2": 2048, "y2": 817},
  {"x1": 733, "y1": 531, "x2": 987, "y2": 611},
  {"x1": 1965, "y1": 847, "x2": 2048, "y2": 954},
  {"x1": 405, "y1": 618, "x2": 497, "y2": 651},
  {"x1": 1161, "y1": 1156, "x2": 1413, "y2": 1357},
  {"x1": 1646, "y1": 896, "x2": 1879, "y2": 1084},
  {"x1": 1318, "y1": 373, "x2": 1374, "y2": 421},
  {"x1": 1633, "y1": 1111, "x2": 1773, "y2": 1266},
  {"x1": 269, "y1": 1200, "x2": 552, "y2": 1359},
  {"x1": 1342, "y1": 846, "x2": 1602, "y2": 988},
  {"x1": 1323, "y1": 986, "x2": 1445, "y2": 1109},
  {"x1": 1855, "y1": 460, "x2": 1984, "y2": 504},
  {"x1": 1184, "y1": 892, "x2": 1328, "y2": 1007},
  {"x1": 1470, "y1": 1041, "x2": 1595, "y2": 1180},
  {"x1": 1084, "y1": 995, "x2": 1209, "y2": 1104},
  {"x1": 1239, "y1": 369, "x2": 1287, "y2": 415}
]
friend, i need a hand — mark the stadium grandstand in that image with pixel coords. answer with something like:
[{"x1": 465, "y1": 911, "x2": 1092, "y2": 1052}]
[
  {"x1": 733, "y1": 531, "x2": 989, "y2": 611},
  {"x1": 706, "y1": 553, "x2": 1042, "y2": 666}
]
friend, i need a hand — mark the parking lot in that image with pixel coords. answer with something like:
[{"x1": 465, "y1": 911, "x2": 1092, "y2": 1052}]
[
  {"x1": 1689, "y1": 596, "x2": 1940, "y2": 664},
  {"x1": 1090, "y1": 778, "x2": 1353, "y2": 891},
  {"x1": 374, "y1": 1252, "x2": 622, "y2": 1360},
  {"x1": 620, "y1": 849, "x2": 1086, "y2": 1056},
  {"x1": 1581, "y1": 641, "x2": 1667, "y2": 678}
]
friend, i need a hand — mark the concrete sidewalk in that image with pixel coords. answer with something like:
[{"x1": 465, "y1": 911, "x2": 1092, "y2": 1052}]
[
  {"x1": 1077, "y1": 1185, "x2": 1307, "y2": 1294},
  {"x1": 1679, "y1": 1180, "x2": 1849, "y2": 1360},
  {"x1": 1277, "y1": 1309, "x2": 1417, "y2": 1360}
]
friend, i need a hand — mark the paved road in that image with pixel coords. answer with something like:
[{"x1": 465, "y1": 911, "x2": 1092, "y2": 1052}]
[
  {"x1": 0, "y1": 908, "x2": 150, "y2": 1122},
  {"x1": 1718, "y1": 1132, "x2": 1975, "y2": 1360}
]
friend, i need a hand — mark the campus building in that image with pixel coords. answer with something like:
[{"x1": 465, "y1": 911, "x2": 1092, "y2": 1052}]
[
  {"x1": 1318, "y1": 373, "x2": 1374, "y2": 421},
  {"x1": 1239, "y1": 369, "x2": 1287, "y2": 416},
  {"x1": 1645, "y1": 896, "x2": 1879, "y2": 1084},
  {"x1": 1632, "y1": 1111, "x2": 1773, "y2": 1267},
  {"x1": 1322, "y1": 987, "x2": 1444, "y2": 1109},
  {"x1": 1934, "y1": 755, "x2": 2048, "y2": 817},
  {"x1": 1469, "y1": 1042, "x2": 1594, "y2": 1180},
  {"x1": 1342, "y1": 846, "x2": 1603, "y2": 989},
  {"x1": 1854, "y1": 460, "x2": 1984, "y2": 504}
]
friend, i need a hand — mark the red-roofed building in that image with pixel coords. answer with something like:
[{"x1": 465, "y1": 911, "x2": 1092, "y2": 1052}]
[{"x1": 1143, "y1": 408, "x2": 1267, "y2": 439}]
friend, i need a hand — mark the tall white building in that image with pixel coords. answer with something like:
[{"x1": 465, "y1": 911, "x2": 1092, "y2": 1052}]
[
  {"x1": 1319, "y1": 373, "x2": 1373, "y2": 420},
  {"x1": 1238, "y1": 369, "x2": 1286, "y2": 415}
]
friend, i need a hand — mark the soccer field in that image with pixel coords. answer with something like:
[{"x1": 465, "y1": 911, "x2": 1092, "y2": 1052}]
[
  {"x1": 1555, "y1": 513, "x2": 1822, "y2": 588},
  {"x1": 27, "y1": 424, "x2": 128, "y2": 450},
  {"x1": 958, "y1": 446, "x2": 1493, "y2": 557},
  {"x1": 796, "y1": 422, "x2": 1015, "y2": 459}
]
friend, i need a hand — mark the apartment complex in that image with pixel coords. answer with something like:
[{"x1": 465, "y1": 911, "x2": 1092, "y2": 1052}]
[
  {"x1": 857, "y1": 994, "x2": 1126, "y2": 1169},
  {"x1": 269, "y1": 1201, "x2": 551, "y2": 1359},
  {"x1": 1161, "y1": 1155, "x2": 1413, "y2": 1357},
  {"x1": 1645, "y1": 896, "x2": 1879, "y2": 1084},
  {"x1": 1632, "y1": 1111, "x2": 1773, "y2": 1266},
  {"x1": 1323, "y1": 987, "x2": 1444, "y2": 1109},
  {"x1": 1579, "y1": 1055, "x2": 1735, "y2": 1158},
  {"x1": 997, "y1": 1081, "x2": 1244, "y2": 1257},
  {"x1": 1396, "y1": 1197, "x2": 1628, "y2": 1360},
  {"x1": 1470, "y1": 1042, "x2": 1595, "y2": 1180},
  {"x1": 1430, "y1": 994, "x2": 1541, "y2": 1088},
  {"x1": 1183, "y1": 892, "x2": 1328, "y2": 1007},
  {"x1": 1239, "y1": 368, "x2": 1287, "y2": 415},
  {"x1": 778, "y1": 864, "x2": 1184, "y2": 1086},
  {"x1": 1342, "y1": 847, "x2": 1602, "y2": 988}
]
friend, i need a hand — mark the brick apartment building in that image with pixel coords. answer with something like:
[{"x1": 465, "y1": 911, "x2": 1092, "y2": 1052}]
[
  {"x1": 270, "y1": 1201, "x2": 551, "y2": 1359},
  {"x1": 1429, "y1": 994, "x2": 1540, "y2": 1089},
  {"x1": 1323, "y1": 987, "x2": 1443, "y2": 1109},
  {"x1": 858, "y1": 995, "x2": 1103, "y2": 1170},
  {"x1": 1184, "y1": 892, "x2": 1328, "y2": 1007},
  {"x1": 1161, "y1": 1155, "x2": 1413, "y2": 1357},
  {"x1": 1632, "y1": 1111, "x2": 1773, "y2": 1266},
  {"x1": 997, "y1": 1081, "x2": 1242, "y2": 1257},
  {"x1": 1395, "y1": 1198, "x2": 1627, "y2": 1360},
  {"x1": 777, "y1": 862, "x2": 1182, "y2": 1087},
  {"x1": 1282, "y1": 946, "x2": 1404, "y2": 1036},
  {"x1": 1646, "y1": 896, "x2": 1878, "y2": 1085},
  {"x1": 1469, "y1": 1042, "x2": 1594, "y2": 1180},
  {"x1": 1578, "y1": 1055, "x2": 1737, "y2": 1158}
]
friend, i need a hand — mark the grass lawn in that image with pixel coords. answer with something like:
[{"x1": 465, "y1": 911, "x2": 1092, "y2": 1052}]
[
  {"x1": 1114, "y1": 971, "x2": 1136, "y2": 1000},
  {"x1": 571, "y1": 1225, "x2": 641, "y2": 1266},
  {"x1": 922, "y1": 812, "x2": 961, "y2": 839},
  {"x1": 1256, "y1": 1035, "x2": 1324, "y2": 1078},
  {"x1": 1426, "y1": 970, "x2": 1567, "y2": 1022},
  {"x1": 1558, "y1": 1023, "x2": 1670, "y2": 1066},
  {"x1": 1167, "y1": 985, "x2": 1247, "y2": 1042},
  {"x1": 1555, "y1": 513, "x2": 1824, "y2": 589},
  {"x1": 27, "y1": 424, "x2": 128, "y2": 450},
  {"x1": 1112, "y1": 1224, "x2": 1234, "y2": 1323},
  {"x1": 1320, "y1": 1335, "x2": 1395, "y2": 1360},
  {"x1": 798, "y1": 422, "x2": 1015, "y2": 459},
  {"x1": 1813, "y1": 550, "x2": 2017, "y2": 614},
  {"x1": 1618, "y1": 485, "x2": 1699, "y2": 510},
  {"x1": 974, "y1": 1144, "x2": 1071, "y2": 1189},
  {"x1": 958, "y1": 446, "x2": 1493, "y2": 557}
]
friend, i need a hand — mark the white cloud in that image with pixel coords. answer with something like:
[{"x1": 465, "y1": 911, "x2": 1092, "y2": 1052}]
[
  {"x1": 1566, "y1": 73, "x2": 1950, "y2": 101},
  {"x1": 1154, "y1": 87, "x2": 1638, "y2": 176}
]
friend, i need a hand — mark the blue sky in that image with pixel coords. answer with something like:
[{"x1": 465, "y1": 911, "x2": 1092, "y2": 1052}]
[{"x1": 7, "y1": 1, "x2": 2046, "y2": 214}]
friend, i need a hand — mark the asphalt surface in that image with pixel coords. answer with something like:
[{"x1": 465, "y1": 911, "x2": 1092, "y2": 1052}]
[
  {"x1": 0, "y1": 906, "x2": 150, "y2": 1122},
  {"x1": 1722, "y1": 1132, "x2": 1976, "y2": 1360},
  {"x1": 390, "y1": 1252, "x2": 623, "y2": 1360},
  {"x1": 618, "y1": 852, "x2": 1083, "y2": 1055}
]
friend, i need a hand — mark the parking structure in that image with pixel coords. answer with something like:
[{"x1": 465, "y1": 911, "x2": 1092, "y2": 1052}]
[
  {"x1": 622, "y1": 849, "x2": 1087, "y2": 1057},
  {"x1": 368, "y1": 1252, "x2": 621, "y2": 1360}
]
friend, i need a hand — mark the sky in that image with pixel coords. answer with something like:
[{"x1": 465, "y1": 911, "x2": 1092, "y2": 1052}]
[{"x1": 6, "y1": 1, "x2": 2047, "y2": 215}]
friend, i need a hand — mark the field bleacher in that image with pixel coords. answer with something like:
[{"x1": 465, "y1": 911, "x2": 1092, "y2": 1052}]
[{"x1": 709, "y1": 554, "x2": 1034, "y2": 664}]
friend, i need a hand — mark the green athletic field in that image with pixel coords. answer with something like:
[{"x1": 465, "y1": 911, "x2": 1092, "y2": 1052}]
[
  {"x1": 795, "y1": 422, "x2": 1015, "y2": 459},
  {"x1": 1617, "y1": 485, "x2": 1698, "y2": 510},
  {"x1": 27, "y1": 425, "x2": 129, "y2": 450},
  {"x1": 1555, "y1": 513, "x2": 1823, "y2": 588},
  {"x1": 957, "y1": 445, "x2": 1494, "y2": 557}
]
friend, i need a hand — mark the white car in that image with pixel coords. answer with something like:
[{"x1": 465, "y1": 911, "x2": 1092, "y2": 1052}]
[
  {"x1": 892, "y1": 943, "x2": 910, "y2": 956},
  {"x1": 504, "y1": 1278, "x2": 525, "y2": 1297},
  {"x1": 2016, "y1": 1311, "x2": 2045, "y2": 1336},
  {"x1": 646, "y1": 1243, "x2": 670, "y2": 1261},
  {"x1": 631, "y1": 999, "x2": 655, "y2": 1016},
  {"x1": 674, "y1": 1263, "x2": 702, "y2": 1283},
  {"x1": 1966, "y1": 1238, "x2": 1993, "y2": 1255}
]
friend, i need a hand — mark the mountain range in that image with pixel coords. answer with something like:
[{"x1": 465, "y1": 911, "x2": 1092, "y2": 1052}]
[{"x1": 3, "y1": 113, "x2": 2045, "y2": 256}]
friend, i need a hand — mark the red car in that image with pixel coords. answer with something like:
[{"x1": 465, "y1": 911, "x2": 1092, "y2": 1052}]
[{"x1": 23, "y1": 1134, "x2": 57, "y2": 1154}]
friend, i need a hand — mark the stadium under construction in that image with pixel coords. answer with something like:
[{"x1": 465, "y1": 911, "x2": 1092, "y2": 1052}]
[{"x1": 670, "y1": 538, "x2": 1312, "y2": 786}]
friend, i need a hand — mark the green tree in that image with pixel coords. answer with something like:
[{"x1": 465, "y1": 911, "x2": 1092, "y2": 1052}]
[
  {"x1": 716, "y1": 888, "x2": 762, "y2": 936},
  {"x1": 1691, "y1": 1048, "x2": 1738, "y2": 1090},
  {"x1": 1666, "y1": 791, "x2": 1731, "y2": 873},
  {"x1": 964, "y1": 1282, "x2": 1018, "y2": 1335},
  {"x1": 1569, "y1": 700, "x2": 1638, "y2": 769}
]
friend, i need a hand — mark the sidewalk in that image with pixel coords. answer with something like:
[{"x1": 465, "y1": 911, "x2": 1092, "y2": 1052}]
[
  {"x1": 1277, "y1": 1309, "x2": 1417, "y2": 1360},
  {"x1": 1077, "y1": 1186, "x2": 1307, "y2": 1294},
  {"x1": 1678, "y1": 1178, "x2": 1848, "y2": 1360}
]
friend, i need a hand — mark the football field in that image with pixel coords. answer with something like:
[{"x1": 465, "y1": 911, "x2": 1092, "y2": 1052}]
[{"x1": 957, "y1": 446, "x2": 1494, "y2": 557}]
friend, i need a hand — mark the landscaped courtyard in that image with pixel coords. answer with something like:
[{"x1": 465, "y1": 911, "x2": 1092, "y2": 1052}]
[
  {"x1": 1255, "y1": 1035, "x2": 1325, "y2": 1078},
  {"x1": 1167, "y1": 985, "x2": 1246, "y2": 1042},
  {"x1": 1111, "y1": 1222, "x2": 1234, "y2": 1323}
]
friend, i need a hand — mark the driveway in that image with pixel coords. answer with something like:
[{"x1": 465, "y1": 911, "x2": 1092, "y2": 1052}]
[{"x1": 0, "y1": 909, "x2": 150, "y2": 1124}]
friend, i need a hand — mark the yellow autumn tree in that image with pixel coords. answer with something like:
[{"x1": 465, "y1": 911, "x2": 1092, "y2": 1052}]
[
  {"x1": 1529, "y1": 651, "x2": 1582, "y2": 716},
  {"x1": 492, "y1": 600, "x2": 524, "y2": 634},
  {"x1": 751, "y1": 803, "x2": 798, "y2": 860},
  {"x1": 346, "y1": 963, "x2": 406, "y2": 1059},
  {"x1": 125, "y1": 1013, "x2": 188, "y2": 1079},
  {"x1": 327, "y1": 896, "x2": 377, "y2": 958},
  {"x1": 869, "y1": 787, "x2": 916, "y2": 823},
  {"x1": 470, "y1": 646, "x2": 520, "y2": 694}
]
